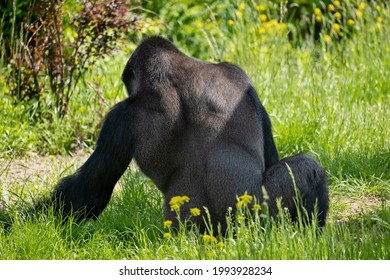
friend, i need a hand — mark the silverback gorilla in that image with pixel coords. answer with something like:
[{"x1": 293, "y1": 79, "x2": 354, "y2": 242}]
[{"x1": 53, "y1": 37, "x2": 328, "y2": 231}]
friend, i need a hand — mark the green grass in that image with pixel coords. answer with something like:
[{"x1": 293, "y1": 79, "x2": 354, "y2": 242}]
[
  {"x1": 1, "y1": 170, "x2": 389, "y2": 260},
  {"x1": 0, "y1": 0, "x2": 389, "y2": 260}
]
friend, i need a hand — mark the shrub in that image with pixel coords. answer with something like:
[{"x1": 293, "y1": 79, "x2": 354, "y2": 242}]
[{"x1": 4, "y1": 0, "x2": 136, "y2": 117}]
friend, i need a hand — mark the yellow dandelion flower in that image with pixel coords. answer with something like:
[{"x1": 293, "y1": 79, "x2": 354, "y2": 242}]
[
  {"x1": 358, "y1": 3, "x2": 365, "y2": 11},
  {"x1": 163, "y1": 220, "x2": 172, "y2": 228},
  {"x1": 169, "y1": 195, "x2": 190, "y2": 211},
  {"x1": 324, "y1": 34, "x2": 332, "y2": 43},
  {"x1": 237, "y1": 201, "x2": 245, "y2": 208},
  {"x1": 217, "y1": 242, "x2": 225, "y2": 249},
  {"x1": 170, "y1": 205, "x2": 180, "y2": 211},
  {"x1": 203, "y1": 234, "x2": 217, "y2": 243},
  {"x1": 334, "y1": 1, "x2": 341, "y2": 7},
  {"x1": 252, "y1": 203, "x2": 262, "y2": 211},
  {"x1": 356, "y1": 10, "x2": 363, "y2": 18},
  {"x1": 315, "y1": 14, "x2": 322, "y2": 22},
  {"x1": 236, "y1": 215, "x2": 245, "y2": 222},
  {"x1": 328, "y1": 4, "x2": 335, "y2": 12},
  {"x1": 259, "y1": 26, "x2": 266, "y2": 34},
  {"x1": 267, "y1": 19, "x2": 278, "y2": 26},
  {"x1": 236, "y1": 10, "x2": 243, "y2": 18},
  {"x1": 236, "y1": 194, "x2": 253, "y2": 208},
  {"x1": 163, "y1": 232, "x2": 172, "y2": 239},
  {"x1": 276, "y1": 22, "x2": 287, "y2": 32},
  {"x1": 332, "y1": 23, "x2": 341, "y2": 33},
  {"x1": 259, "y1": 14, "x2": 267, "y2": 22},
  {"x1": 256, "y1": 4, "x2": 266, "y2": 11},
  {"x1": 227, "y1": 19, "x2": 235, "y2": 26},
  {"x1": 347, "y1": 19, "x2": 355, "y2": 25},
  {"x1": 238, "y1": 3, "x2": 245, "y2": 12},
  {"x1": 239, "y1": 194, "x2": 253, "y2": 202},
  {"x1": 206, "y1": 251, "x2": 214, "y2": 258},
  {"x1": 377, "y1": 16, "x2": 383, "y2": 23},
  {"x1": 376, "y1": 5, "x2": 381, "y2": 12},
  {"x1": 314, "y1": 8, "x2": 322, "y2": 16},
  {"x1": 334, "y1": 12, "x2": 342, "y2": 20},
  {"x1": 190, "y1": 207, "x2": 201, "y2": 216}
]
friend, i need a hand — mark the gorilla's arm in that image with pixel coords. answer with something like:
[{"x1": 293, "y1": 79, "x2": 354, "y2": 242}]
[
  {"x1": 246, "y1": 86, "x2": 279, "y2": 169},
  {"x1": 52, "y1": 99, "x2": 134, "y2": 219}
]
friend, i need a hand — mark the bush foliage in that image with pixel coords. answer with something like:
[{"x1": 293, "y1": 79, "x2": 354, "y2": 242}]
[{"x1": 2, "y1": 0, "x2": 135, "y2": 117}]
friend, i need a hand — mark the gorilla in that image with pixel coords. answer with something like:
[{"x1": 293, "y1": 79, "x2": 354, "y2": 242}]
[{"x1": 53, "y1": 36, "x2": 328, "y2": 232}]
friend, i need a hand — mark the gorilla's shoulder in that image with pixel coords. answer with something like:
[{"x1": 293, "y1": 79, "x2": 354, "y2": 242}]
[
  {"x1": 139, "y1": 36, "x2": 180, "y2": 52},
  {"x1": 216, "y1": 61, "x2": 251, "y2": 83}
]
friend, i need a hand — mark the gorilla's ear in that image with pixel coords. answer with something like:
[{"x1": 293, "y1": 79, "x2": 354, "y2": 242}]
[{"x1": 122, "y1": 66, "x2": 140, "y2": 100}]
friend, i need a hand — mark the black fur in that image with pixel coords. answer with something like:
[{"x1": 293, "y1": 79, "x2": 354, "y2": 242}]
[
  {"x1": 262, "y1": 154, "x2": 328, "y2": 226},
  {"x1": 53, "y1": 37, "x2": 328, "y2": 230}
]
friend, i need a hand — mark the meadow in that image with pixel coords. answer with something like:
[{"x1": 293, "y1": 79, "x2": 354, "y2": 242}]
[{"x1": 0, "y1": 0, "x2": 389, "y2": 259}]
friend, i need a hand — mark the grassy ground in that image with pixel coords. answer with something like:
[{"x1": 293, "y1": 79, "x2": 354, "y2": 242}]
[{"x1": 0, "y1": 1, "x2": 389, "y2": 259}]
